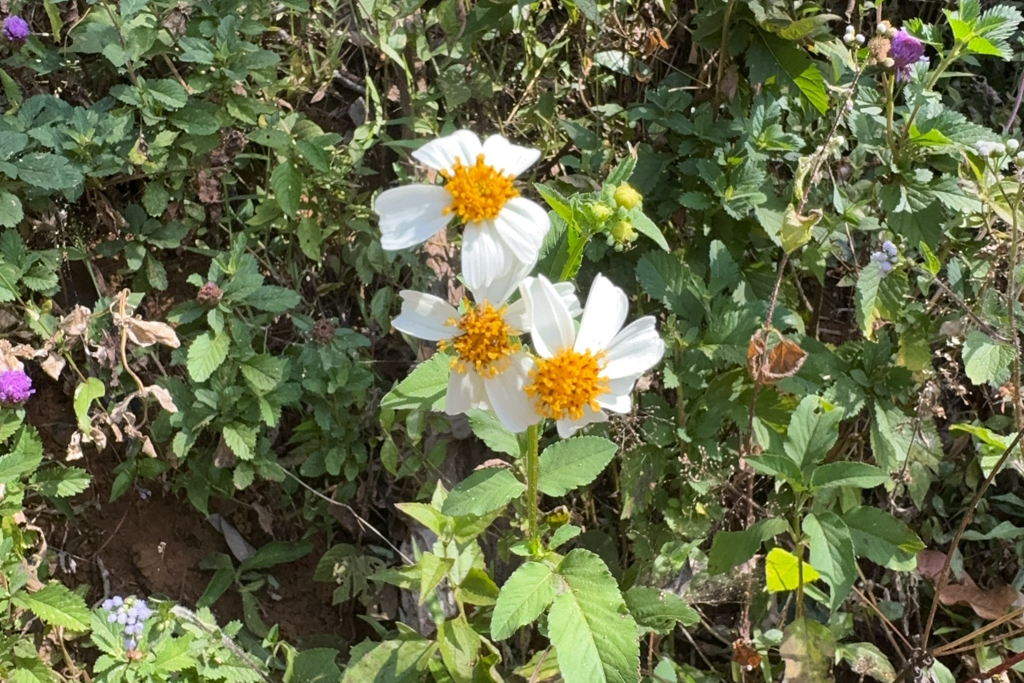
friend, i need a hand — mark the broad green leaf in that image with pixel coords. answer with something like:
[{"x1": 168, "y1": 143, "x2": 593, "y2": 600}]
[
  {"x1": 708, "y1": 239, "x2": 739, "y2": 295},
  {"x1": 456, "y1": 568, "x2": 499, "y2": 606},
  {"x1": 781, "y1": 205, "x2": 821, "y2": 254},
  {"x1": 297, "y1": 217, "x2": 322, "y2": 261},
  {"x1": 765, "y1": 548, "x2": 820, "y2": 592},
  {"x1": 0, "y1": 190, "x2": 23, "y2": 228},
  {"x1": 467, "y1": 408, "x2": 519, "y2": 456},
  {"x1": 491, "y1": 561, "x2": 557, "y2": 640},
  {"x1": 241, "y1": 541, "x2": 313, "y2": 571},
  {"x1": 627, "y1": 210, "x2": 669, "y2": 251},
  {"x1": 784, "y1": 396, "x2": 843, "y2": 471},
  {"x1": 962, "y1": 331, "x2": 1014, "y2": 387},
  {"x1": 809, "y1": 462, "x2": 888, "y2": 490},
  {"x1": 623, "y1": 586, "x2": 699, "y2": 634},
  {"x1": 748, "y1": 30, "x2": 828, "y2": 115},
  {"x1": 31, "y1": 466, "x2": 91, "y2": 498},
  {"x1": 187, "y1": 330, "x2": 230, "y2": 382},
  {"x1": 855, "y1": 261, "x2": 883, "y2": 339},
  {"x1": 803, "y1": 512, "x2": 856, "y2": 611},
  {"x1": 549, "y1": 549, "x2": 640, "y2": 683},
  {"x1": 538, "y1": 436, "x2": 618, "y2": 496},
  {"x1": 15, "y1": 153, "x2": 84, "y2": 191},
  {"x1": 843, "y1": 506, "x2": 924, "y2": 571},
  {"x1": 197, "y1": 567, "x2": 235, "y2": 608},
  {"x1": 635, "y1": 251, "x2": 704, "y2": 322},
  {"x1": 152, "y1": 634, "x2": 196, "y2": 674},
  {"x1": 147, "y1": 79, "x2": 188, "y2": 109},
  {"x1": 288, "y1": 647, "x2": 341, "y2": 683},
  {"x1": 780, "y1": 618, "x2": 836, "y2": 683},
  {"x1": 381, "y1": 353, "x2": 450, "y2": 412},
  {"x1": 340, "y1": 637, "x2": 435, "y2": 683},
  {"x1": 745, "y1": 454, "x2": 804, "y2": 486},
  {"x1": 240, "y1": 355, "x2": 287, "y2": 393},
  {"x1": 0, "y1": 426, "x2": 44, "y2": 484},
  {"x1": 395, "y1": 502, "x2": 446, "y2": 535},
  {"x1": 439, "y1": 617, "x2": 480, "y2": 683},
  {"x1": 419, "y1": 552, "x2": 454, "y2": 604},
  {"x1": 73, "y1": 377, "x2": 105, "y2": 431},
  {"x1": 837, "y1": 643, "x2": 895, "y2": 683},
  {"x1": 245, "y1": 285, "x2": 301, "y2": 312},
  {"x1": 441, "y1": 468, "x2": 525, "y2": 517},
  {"x1": 222, "y1": 424, "x2": 257, "y2": 461},
  {"x1": 143, "y1": 182, "x2": 170, "y2": 218},
  {"x1": 272, "y1": 160, "x2": 303, "y2": 217},
  {"x1": 708, "y1": 517, "x2": 789, "y2": 575},
  {"x1": 12, "y1": 583, "x2": 90, "y2": 630}
]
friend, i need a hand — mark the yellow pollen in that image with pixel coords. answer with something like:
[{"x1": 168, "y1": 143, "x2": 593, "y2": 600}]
[
  {"x1": 438, "y1": 300, "x2": 519, "y2": 377},
  {"x1": 525, "y1": 348, "x2": 609, "y2": 421},
  {"x1": 441, "y1": 154, "x2": 519, "y2": 223}
]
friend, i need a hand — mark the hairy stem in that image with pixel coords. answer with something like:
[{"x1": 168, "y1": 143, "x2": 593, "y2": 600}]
[{"x1": 526, "y1": 423, "x2": 541, "y2": 554}]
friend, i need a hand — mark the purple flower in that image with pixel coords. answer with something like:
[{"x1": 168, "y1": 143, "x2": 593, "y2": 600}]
[
  {"x1": 3, "y1": 16, "x2": 29, "y2": 43},
  {"x1": 124, "y1": 638, "x2": 137, "y2": 650},
  {"x1": 891, "y1": 29, "x2": 925, "y2": 83},
  {"x1": 0, "y1": 370, "x2": 33, "y2": 405}
]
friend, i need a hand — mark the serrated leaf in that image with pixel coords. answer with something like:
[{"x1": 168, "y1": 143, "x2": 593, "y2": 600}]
[
  {"x1": 803, "y1": 512, "x2": 856, "y2": 611},
  {"x1": 781, "y1": 618, "x2": 836, "y2": 683},
  {"x1": 809, "y1": 462, "x2": 888, "y2": 490},
  {"x1": 143, "y1": 182, "x2": 170, "y2": 217},
  {"x1": 187, "y1": 330, "x2": 230, "y2": 382},
  {"x1": 963, "y1": 331, "x2": 1014, "y2": 386},
  {"x1": 153, "y1": 634, "x2": 196, "y2": 673},
  {"x1": 289, "y1": 647, "x2": 341, "y2": 683},
  {"x1": 765, "y1": 548, "x2": 820, "y2": 592},
  {"x1": 784, "y1": 395, "x2": 843, "y2": 471},
  {"x1": 297, "y1": 217, "x2": 321, "y2": 261},
  {"x1": 12, "y1": 583, "x2": 90, "y2": 630},
  {"x1": 147, "y1": 79, "x2": 188, "y2": 110},
  {"x1": 636, "y1": 251, "x2": 703, "y2": 323},
  {"x1": 844, "y1": 506, "x2": 924, "y2": 571},
  {"x1": 837, "y1": 643, "x2": 895, "y2": 683},
  {"x1": 340, "y1": 638, "x2": 435, "y2": 683},
  {"x1": 272, "y1": 160, "x2": 303, "y2": 217},
  {"x1": 222, "y1": 424, "x2": 257, "y2": 461},
  {"x1": 467, "y1": 408, "x2": 519, "y2": 455},
  {"x1": 491, "y1": 561, "x2": 557, "y2": 640},
  {"x1": 0, "y1": 190, "x2": 23, "y2": 228},
  {"x1": 538, "y1": 436, "x2": 617, "y2": 496},
  {"x1": 748, "y1": 29, "x2": 828, "y2": 115},
  {"x1": 419, "y1": 552, "x2": 454, "y2": 604},
  {"x1": 624, "y1": 586, "x2": 699, "y2": 634},
  {"x1": 708, "y1": 517, "x2": 790, "y2": 575},
  {"x1": 0, "y1": 426, "x2": 44, "y2": 484},
  {"x1": 15, "y1": 153, "x2": 84, "y2": 191},
  {"x1": 457, "y1": 567, "x2": 500, "y2": 606},
  {"x1": 381, "y1": 353, "x2": 450, "y2": 412},
  {"x1": 549, "y1": 549, "x2": 640, "y2": 683},
  {"x1": 244, "y1": 285, "x2": 301, "y2": 313},
  {"x1": 441, "y1": 468, "x2": 525, "y2": 517},
  {"x1": 395, "y1": 502, "x2": 447, "y2": 535},
  {"x1": 240, "y1": 355, "x2": 286, "y2": 393},
  {"x1": 856, "y1": 262, "x2": 883, "y2": 338},
  {"x1": 31, "y1": 466, "x2": 91, "y2": 498}
]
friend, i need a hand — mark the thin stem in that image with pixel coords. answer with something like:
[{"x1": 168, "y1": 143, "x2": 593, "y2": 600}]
[
  {"x1": 526, "y1": 424, "x2": 541, "y2": 554},
  {"x1": 885, "y1": 74, "x2": 897, "y2": 155},
  {"x1": 903, "y1": 43, "x2": 963, "y2": 138}
]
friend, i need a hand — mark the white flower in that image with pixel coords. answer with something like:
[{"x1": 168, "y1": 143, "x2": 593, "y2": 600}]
[
  {"x1": 374, "y1": 130, "x2": 551, "y2": 292},
  {"x1": 392, "y1": 260, "x2": 579, "y2": 434},
  {"x1": 521, "y1": 273, "x2": 665, "y2": 438}
]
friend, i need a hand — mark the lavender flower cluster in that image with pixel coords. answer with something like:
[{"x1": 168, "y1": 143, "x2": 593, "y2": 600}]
[
  {"x1": 870, "y1": 240, "x2": 899, "y2": 275},
  {"x1": 2, "y1": 16, "x2": 28, "y2": 43},
  {"x1": 102, "y1": 595, "x2": 154, "y2": 650},
  {"x1": 0, "y1": 369, "x2": 33, "y2": 405}
]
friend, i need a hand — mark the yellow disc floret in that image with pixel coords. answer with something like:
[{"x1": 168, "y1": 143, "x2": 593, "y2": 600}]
[
  {"x1": 526, "y1": 348, "x2": 609, "y2": 421},
  {"x1": 439, "y1": 300, "x2": 519, "y2": 377},
  {"x1": 441, "y1": 154, "x2": 519, "y2": 223}
]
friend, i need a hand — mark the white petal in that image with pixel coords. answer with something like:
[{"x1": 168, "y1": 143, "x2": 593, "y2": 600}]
[
  {"x1": 574, "y1": 274, "x2": 627, "y2": 355},
  {"x1": 553, "y1": 282, "x2": 583, "y2": 318},
  {"x1": 521, "y1": 274, "x2": 575, "y2": 358},
  {"x1": 376, "y1": 185, "x2": 453, "y2": 250},
  {"x1": 484, "y1": 353, "x2": 538, "y2": 434},
  {"x1": 508, "y1": 279, "x2": 580, "y2": 331},
  {"x1": 470, "y1": 257, "x2": 535, "y2": 309},
  {"x1": 504, "y1": 299, "x2": 529, "y2": 332},
  {"x1": 596, "y1": 389, "x2": 632, "y2": 414},
  {"x1": 462, "y1": 223, "x2": 514, "y2": 292},
  {"x1": 491, "y1": 198, "x2": 550, "y2": 264},
  {"x1": 555, "y1": 405, "x2": 608, "y2": 439},
  {"x1": 446, "y1": 368, "x2": 487, "y2": 416},
  {"x1": 481, "y1": 135, "x2": 541, "y2": 177},
  {"x1": 412, "y1": 130, "x2": 483, "y2": 174},
  {"x1": 603, "y1": 317, "x2": 665, "y2": 380},
  {"x1": 392, "y1": 291, "x2": 459, "y2": 341}
]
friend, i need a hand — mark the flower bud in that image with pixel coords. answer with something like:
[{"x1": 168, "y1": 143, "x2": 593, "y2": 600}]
[
  {"x1": 843, "y1": 33, "x2": 855, "y2": 45},
  {"x1": 856, "y1": 34, "x2": 866, "y2": 45},
  {"x1": 884, "y1": 57, "x2": 895, "y2": 68},
  {"x1": 609, "y1": 219, "x2": 637, "y2": 245},
  {"x1": 589, "y1": 202, "x2": 614, "y2": 221},
  {"x1": 196, "y1": 282, "x2": 223, "y2": 306},
  {"x1": 876, "y1": 21, "x2": 891, "y2": 36},
  {"x1": 845, "y1": 24, "x2": 856, "y2": 35},
  {"x1": 1015, "y1": 150, "x2": 1024, "y2": 166},
  {"x1": 1007, "y1": 139, "x2": 1020, "y2": 153},
  {"x1": 312, "y1": 318, "x2": 336, "y2": 344},
  {"x1": 613, "y1": 183, "x2": 642, "y2": 210},
  {"x1": 994, "y1": 143, "x2": 1007, "y2": 157}
]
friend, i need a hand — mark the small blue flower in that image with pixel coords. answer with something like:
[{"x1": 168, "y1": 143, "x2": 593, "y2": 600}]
[{"x1": 125, "y1": 638, "x2": 137, "y2": 650}]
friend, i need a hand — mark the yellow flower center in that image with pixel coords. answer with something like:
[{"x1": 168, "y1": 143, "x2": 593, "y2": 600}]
[
  {"x1": 439, "y1": 300, "x2": 520, "y2": 377},
  {"x1": 525, "y1": 348, "x2": 609, "y2": 421},
  {"x1": 441, "y1": 154, "x2": 519, "y2": 223}
]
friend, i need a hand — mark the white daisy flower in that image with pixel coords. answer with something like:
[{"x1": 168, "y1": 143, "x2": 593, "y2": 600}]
[
  {"x1": 521, "y1": 273, "x2": 665, "y2": 438},
  {"x1": 374, "y1": 130, "x2": 551, "y2": 292},
  {"x1": 392, "y1": 260, "x2": 580, "y2": 434}
]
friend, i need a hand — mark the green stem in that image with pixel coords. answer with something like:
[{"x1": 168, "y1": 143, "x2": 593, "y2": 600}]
[
  {"x1": 903, "y1": 42, "x2": 963, "y2": 140},
  {"x1": 526, "y1": 423, "x2": 541, "y2": 554},
  {"x1": 885, "y1": 74, "x2": 896, "y2": 155}
]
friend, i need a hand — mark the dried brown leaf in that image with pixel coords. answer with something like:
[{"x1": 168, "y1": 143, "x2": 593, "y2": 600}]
[
  {"x1": 60, "y1": 305, "x2": 92, "y2": 338},
  {"x1": 40, "y1": 353, "x2": 65, "y2": 380}
]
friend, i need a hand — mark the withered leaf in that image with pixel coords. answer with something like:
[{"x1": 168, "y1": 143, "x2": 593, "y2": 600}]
[{"x1": 748, "y1": 329, "x2": 808, "y2": 385}]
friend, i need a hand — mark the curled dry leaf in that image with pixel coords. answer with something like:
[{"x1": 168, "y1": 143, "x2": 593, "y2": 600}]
[
  {"x1": 732, "y1": 640, "x2": 762, "y2": 669},
  {"x1": 0, "y1": 340, "x2": 26, "y2": 371},
  {"x1": 59, "y1": 305, "x2": 92, "y2": 338},
  {"x1": 917, "y1": 549, "x2": 1024, "y2": 621},
  {"x1": 66, "y1": 432, "x2": 83, "y2": 461},
  {"x1": 747, "y1": 329, "x2": 808, "y2": 385},
  {"x1": 40, "y1": 353, "x2": 65, "y2": 380},
  {"x1": 122, "y1": 318, "x2": 181, "y2": 348}
]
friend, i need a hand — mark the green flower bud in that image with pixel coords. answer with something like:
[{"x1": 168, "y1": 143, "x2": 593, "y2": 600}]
[
  {"x1": 609, "y1": 219, "x2": 637, "y2": 245},
  {"x1": 589, "y1": 202, "x2": 614, "y2": 222},
  {"x1": 613, "y1": 183, "x2": 642, "y2": 210}
]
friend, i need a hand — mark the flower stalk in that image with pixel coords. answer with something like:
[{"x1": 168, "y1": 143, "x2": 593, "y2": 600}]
[{"x1": 525, "y1": 423, "x2": 541, "y2": 555}]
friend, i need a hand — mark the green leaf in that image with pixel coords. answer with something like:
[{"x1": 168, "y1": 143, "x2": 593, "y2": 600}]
[
  {"x1": 143, "y1": 182, "x2": 170, "y2": 218},
  {"x1": 147, "y1": 79, "x2": 188, "y2": 109},
  {"x1": 15, "y1": 154, "x2": 84, "y2": 191},
  {"x1": 856, "y1": 261, "x2": 884, "y2": 339},
  {"x1": 627, "y1": 210, "x2": 669, "y2": 252},
  {"x1": 222, "y1": 424, "x2": 257, "y2": 461},
  {"x1": 781, "y1": 205, "x2": 822, "y2": 254},
  {"x1": 549, "y1": 549, "x2": 640, "y2": 683},
  {"x1": 748, "y1": 30, "x2": 828, "y2": 115},
  {"x1": 708, "y1": 239, "x2": 739, "y2": 295},
  {"x1": 288, "y1": 648, "x2": 341, "y2": 683},
  {"x1": 636, "y1": 251, "x2": 703, "y2": 321},
  {"x1": 31, "y1": 466, "x2": 91, "y2": 498},
  {"x1": 419, "y1": 552, "x2": 454, "y2": 604},
  {"x1": 152, "y1": 634, "x2": 196, "y2": 674},
  {"x1": 780, "y1": 618, "x2": 836, "y2": 683},
  {"x1": 623, "y1": 586, "x2": 699, "y2": 634},
  {"x1": 0, "y1": 427, "x2": 44, "y2": 484},
  {"x1": 439, "y1": 617, "x2": 480, "y2": 682},
  {"x1": 187, "y1": 330, "x2": 230, "y2": 382},
  {"x1": 240, "y1": 355, "x2": 286, "y2": 393},
  {"x1": 837, "y1": 643, "x2": 895, "y2": 683},
  {"x1": 73, "y1": 377, "x2": 105, "y2": 432},
  {"x1": 241, "y1": 541, "x2": 313, "y2": 571},
  {"x1": 708, "y1": 517, "x2": 789, "y2": 575},
  {"x1": 963, "y1": 330, "x2": 1014, "y2": 386},
  {"x1": 843, "y1": 506, "x2": 924, "y2": 571},
  {"x1": 12, "y1": 583, "x2": 90, "y2": 630},
  {"x1": 381, "y1": 353, "x2": 451, "y2": 412},
  {"x1": 297, "y1": 217, "x2": 322, "y2": 261},
  {"x1": 538, "y1": 436, "x2": 618, "y2": 496},
  {"x1": 0, "y1": 191, "x2": 23, "y2": 228},
  {"x1": 441, "y1": 468, "x2": 525, "y2": 517},
  {"x1": 467, "y1": 408, "x2": 519, "y2": 455},
  {"x1": 272, "y1": 160, "x2": 303, "y2": 217},
  {"x1": 395, "y1": 502, "x2": 446, "y2": 535},
  {"x1": 340, "y1": 637, "x2": 435, "y2": 683},
  {"x1": 745, "y1": 454, "x2": 804, "y2": 486},
  {"x1": 197, "y1": 567, "x2": 234, "y2": 608},
  {"x1": 245, "y1": 285, "x2": 301, "y2": 313},
  {"x1": 803, "y1": 512, "x2": 856, "y2": 611},
  {"x1": 784, "y1": 396, "x2": 843, "y2": 471},
  {"x1": 809, "y1": 462, "x2": 888, "y2": 490},
  {"x1": 919, "y1": 241, "x2": 941, "y2": 276},
  {"x1": 456, "y1": 568, "x2": 499, "y2": 606},
  {"x1": 491, "y1": 561, "x2": 557, "y2": 640},
  {"x1": 765, "y1": 548, "x2": 820, "y2": 592},
  {"x1": 120, "y1": 0, "x2": 148, "y2": 19}
]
